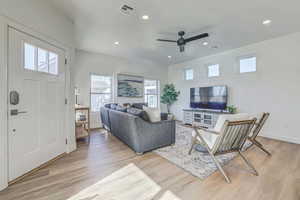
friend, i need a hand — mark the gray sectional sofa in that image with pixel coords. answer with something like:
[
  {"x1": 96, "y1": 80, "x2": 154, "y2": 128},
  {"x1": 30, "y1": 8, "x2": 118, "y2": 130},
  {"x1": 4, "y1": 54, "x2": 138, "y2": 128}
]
[{"x1": 100, "y1": 105, "x2": 175, "y2": 154}]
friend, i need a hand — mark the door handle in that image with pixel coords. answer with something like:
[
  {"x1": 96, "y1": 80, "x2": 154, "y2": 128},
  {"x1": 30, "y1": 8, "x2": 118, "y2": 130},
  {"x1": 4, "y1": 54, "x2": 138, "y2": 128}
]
[{"x1": 10, "y1": 109, "x2": 28, "y2": 116}]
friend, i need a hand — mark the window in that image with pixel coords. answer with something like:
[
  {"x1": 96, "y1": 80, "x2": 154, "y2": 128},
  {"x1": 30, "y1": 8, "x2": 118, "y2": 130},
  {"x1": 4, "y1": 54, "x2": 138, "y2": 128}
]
[
  {"x1": 90, "y1": 75, "x2": 112, "y2": 112},
  {"x1": 24, "y1": 43, "x2": 36, "y2": 70},
  {"x1": 208, "y1": 64, "x2": 220, "y2": 77},
  {"x1": 38, "y1": 48, "x2": 48, "y2": 73},
  {"x1": 239, "y1": 56, "x2": 256, "y2": 73},
  {"x1": 49, "y1": 52, "x2": 58, "y2": 75},
  {"x1": 144, "y1": 80, "x2": 160, "y2": 108},
  {"x1": 23, "y1": 42, "x2": 59, "y2": 75},
  {"x1": 184, "y1": 68, "x2": 194, "y2": 80}
]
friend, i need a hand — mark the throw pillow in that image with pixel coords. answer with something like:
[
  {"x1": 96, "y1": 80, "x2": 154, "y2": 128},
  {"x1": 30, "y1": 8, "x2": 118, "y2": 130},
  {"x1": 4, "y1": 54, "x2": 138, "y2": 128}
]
[
  {"x1": 132, "y1": 103, "x2": 148, "y2": 110},
  {"x1": 110, "y1": 104, "x2": 118, "y2": 110},
  {"x1": 116, "y1": 105, "x2": 127, "y2": 112},
  {"x1": 104, "y1": 104, "x2": 111, "y2": 108},
  {"x1": 127, "y1": 107, "x2": 150, "y2": 121},
  {"x1": 123, "y1": 103, "x2": 131, "y2": 108},
  {"x1": 143, "y1": 106, "x2": 161, "y2": 122}
]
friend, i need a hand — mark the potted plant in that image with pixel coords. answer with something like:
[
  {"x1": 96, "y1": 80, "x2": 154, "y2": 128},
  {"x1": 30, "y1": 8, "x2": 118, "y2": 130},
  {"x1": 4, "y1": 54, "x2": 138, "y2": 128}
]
[
  {"x1": 227, "y1": 105, "x2": 237, "y2": 114},
  {"x1": 161, "y1": 84, "x2": 180, "y2": 117}
]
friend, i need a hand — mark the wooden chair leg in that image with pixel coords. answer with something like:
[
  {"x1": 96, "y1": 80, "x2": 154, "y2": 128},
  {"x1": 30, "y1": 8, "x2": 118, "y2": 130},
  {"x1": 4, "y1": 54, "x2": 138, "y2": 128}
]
[
  {"x1": 209, "y1": 152, "x2": 231, "y2": 183},
  {"x1": 252, "y1": 139, "x2": 272, "y2": 156},
  {"x1": 238, "y1": 151, "x2": 259, "y2": 176},
  {"x1": 188, "y1": 137, "x2": 197, "y2": 155}
]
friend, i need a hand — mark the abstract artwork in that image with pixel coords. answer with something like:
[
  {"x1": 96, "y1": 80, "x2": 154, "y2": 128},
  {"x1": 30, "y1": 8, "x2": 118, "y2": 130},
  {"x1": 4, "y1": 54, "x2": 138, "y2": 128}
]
[{"x1": 117, "y1": 74, "x2": 144, "y2": 97}]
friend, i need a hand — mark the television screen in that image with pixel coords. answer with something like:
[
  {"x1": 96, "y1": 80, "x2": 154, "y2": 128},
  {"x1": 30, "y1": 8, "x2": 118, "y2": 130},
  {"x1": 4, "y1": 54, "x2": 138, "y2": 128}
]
[{"x1": 190, "y1": 86, "x2": 228, "y2": 110}]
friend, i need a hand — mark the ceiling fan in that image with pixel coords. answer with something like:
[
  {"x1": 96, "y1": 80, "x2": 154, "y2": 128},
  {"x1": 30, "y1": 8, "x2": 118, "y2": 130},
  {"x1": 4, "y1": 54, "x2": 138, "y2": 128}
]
[{"x1": 157, "y1": 31, "x2": 209, "y2": 52}]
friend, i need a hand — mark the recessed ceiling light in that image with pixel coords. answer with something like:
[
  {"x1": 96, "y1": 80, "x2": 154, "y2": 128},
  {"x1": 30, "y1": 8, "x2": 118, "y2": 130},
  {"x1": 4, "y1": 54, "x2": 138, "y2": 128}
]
[
  {"x1": 142, "y1": 15, "x2": 149, "y2": 20},
  {"x1": 168, "y1": 56, "x2": 172, "y2": 59},
  {"x1": 262, "y1": 19, "x2": 272, "y2": 25},
  {"x1": 114, "y1": 41, "x2": 120, "y2": 45},
  {"x1": 203, "y1": 42, "x2": 209, "y2": 46}
]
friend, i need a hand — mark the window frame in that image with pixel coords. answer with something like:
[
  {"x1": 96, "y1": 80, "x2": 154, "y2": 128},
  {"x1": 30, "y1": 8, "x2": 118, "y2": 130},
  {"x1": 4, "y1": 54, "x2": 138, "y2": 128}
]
[
  {"x1": 23, "y1": 41, "x2": 59, "y2": 76},
  {"x1": 238, "y1": 55, "x2": 257, "y2": 74},
  {"x1": 144, "y1": 79, "x2": 160, "y2": 108},
  {"x1": 207, "y1": 63, "x2": 220, "y2": 78},
  {"x1": 90, "y1": 74, "x2": 113, "y2": 112},
  {"x1": 184, "y1": 68, "x2": 194, "y2": 81}
]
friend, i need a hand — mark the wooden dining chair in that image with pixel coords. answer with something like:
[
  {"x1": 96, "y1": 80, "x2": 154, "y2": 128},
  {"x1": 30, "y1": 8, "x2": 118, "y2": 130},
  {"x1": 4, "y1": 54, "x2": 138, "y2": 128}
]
[
  {"x1": 189, "y1": 118, "x2": 257, "y2": 183},
  {"x1": 248, "y1": 112, "x2": 271, "y2": 156}
]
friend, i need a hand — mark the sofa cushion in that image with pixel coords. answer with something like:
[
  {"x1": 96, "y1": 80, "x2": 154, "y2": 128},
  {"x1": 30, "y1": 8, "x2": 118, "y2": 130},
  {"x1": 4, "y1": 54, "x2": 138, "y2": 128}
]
[
  {"x1": 132, "y1": 103, "x2": 148, "y2": 110},
  {"x1": 127, "y1": 107, "x2": 149, "y2": 121},
  {"x1": 116, "y1": 105, "x2": 127, "y2": 112},
  {"x1": 143, "y1": 106, "x2": 161, "y2": 122}
]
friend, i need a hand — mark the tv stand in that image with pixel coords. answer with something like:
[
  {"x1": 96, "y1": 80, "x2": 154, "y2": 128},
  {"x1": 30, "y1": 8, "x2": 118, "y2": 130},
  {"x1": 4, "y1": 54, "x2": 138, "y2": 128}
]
[{"x1": 183, "y1": 109, "x2": 230, "y2": 129}]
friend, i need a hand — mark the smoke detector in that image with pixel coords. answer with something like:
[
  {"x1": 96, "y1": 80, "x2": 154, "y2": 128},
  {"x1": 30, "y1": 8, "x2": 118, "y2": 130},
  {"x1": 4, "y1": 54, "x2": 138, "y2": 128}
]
[{"x1": 120, "y1": 5, "x2": 134, "y2": 15}]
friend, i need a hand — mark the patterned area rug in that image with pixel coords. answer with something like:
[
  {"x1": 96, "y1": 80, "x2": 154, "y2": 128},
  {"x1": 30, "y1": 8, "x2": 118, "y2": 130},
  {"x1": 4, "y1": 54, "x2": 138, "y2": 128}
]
[{"x1": 154, "y1": 124, "x2": 251, "y2": 180}]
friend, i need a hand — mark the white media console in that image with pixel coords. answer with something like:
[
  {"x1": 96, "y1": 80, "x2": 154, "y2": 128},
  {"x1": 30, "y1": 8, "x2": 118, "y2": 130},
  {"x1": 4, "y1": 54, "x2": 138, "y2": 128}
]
[{"x1": 183, "y1": 109, "x2": 230, "y2": 129}]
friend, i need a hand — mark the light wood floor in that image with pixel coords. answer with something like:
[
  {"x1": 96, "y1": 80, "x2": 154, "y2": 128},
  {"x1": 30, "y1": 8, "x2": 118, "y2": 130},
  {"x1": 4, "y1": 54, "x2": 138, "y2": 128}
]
[{"x1": 1, "y1": 129, "x2": 300, "y2": 200}]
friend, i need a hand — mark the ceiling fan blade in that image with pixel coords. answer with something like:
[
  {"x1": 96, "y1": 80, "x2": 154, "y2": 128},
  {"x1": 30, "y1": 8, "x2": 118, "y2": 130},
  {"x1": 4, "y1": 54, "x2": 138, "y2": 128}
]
[
  {"x1": 157, "y1": 39, "x2": 177, "y2": 43},
  {"x1": 184, "y1": 33, "x2": 209, "y2": 43}
]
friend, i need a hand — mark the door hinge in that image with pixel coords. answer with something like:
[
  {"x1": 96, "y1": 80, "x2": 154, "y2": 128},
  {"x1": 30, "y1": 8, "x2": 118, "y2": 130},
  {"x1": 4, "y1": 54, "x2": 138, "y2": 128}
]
[
  {"x1": 65, "y1": 58, "x2": 68, "y2": 65},
  {"x1": 65, "y1": 98, "x2": 68, "y2": 105},
  {"x1": 65, "y1": 139, "x2": 68, "y2": 145}
]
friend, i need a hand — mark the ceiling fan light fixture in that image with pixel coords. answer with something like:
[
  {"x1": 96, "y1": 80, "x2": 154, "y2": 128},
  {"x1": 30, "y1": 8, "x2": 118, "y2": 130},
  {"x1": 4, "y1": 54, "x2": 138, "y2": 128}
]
[
  {"x1": 114, "y1": 41, "x2": 120, "y2": 45},
  {"x1": 179, "y1": 45, "x2": 185, "y2": 52},
  {"x1": 168, "y1": 56, "x2": 172, "y2": 59}
]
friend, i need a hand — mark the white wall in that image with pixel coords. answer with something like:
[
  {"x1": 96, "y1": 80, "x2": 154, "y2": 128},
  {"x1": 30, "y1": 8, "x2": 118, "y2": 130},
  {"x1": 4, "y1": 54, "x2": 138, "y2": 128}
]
[
  {"x1": 0, "y1": 0, "x2": 74, "y2": 47},
  {"x1": 0, "y1": 1, "x2": 75, "y2": 191},
  {"x1": 168, "y1": 32, "x2": 300, "y2": 144},
  {"x1": 74, "y1": 50, "x2": 168, "y2": 128}
]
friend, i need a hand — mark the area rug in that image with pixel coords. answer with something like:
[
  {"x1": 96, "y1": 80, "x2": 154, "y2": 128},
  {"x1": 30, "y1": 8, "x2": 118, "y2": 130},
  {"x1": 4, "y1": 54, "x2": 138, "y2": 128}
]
[{"x1": 154, "y1": 124, "x2": 252, "y2": 180}]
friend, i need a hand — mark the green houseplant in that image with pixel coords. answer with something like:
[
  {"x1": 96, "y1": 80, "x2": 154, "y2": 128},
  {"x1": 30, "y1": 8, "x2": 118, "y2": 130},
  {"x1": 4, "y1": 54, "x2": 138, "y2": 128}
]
[
  {"x1": 161, "y1": 84, "x2": 180, "y2": 114},
  {"x1": 227, "y1": 105, "x2": 237, "y2": 114}
]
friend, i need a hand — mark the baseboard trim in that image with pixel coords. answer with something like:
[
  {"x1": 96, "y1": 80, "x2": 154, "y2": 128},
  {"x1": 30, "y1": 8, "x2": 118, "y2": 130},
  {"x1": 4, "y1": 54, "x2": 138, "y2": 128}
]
[
  {"x1": 8, "y1": 153, "x2": 67, "y2": 186},
  {"x1": 261, "y1": 133, "x2": 300, "y2": 145}
]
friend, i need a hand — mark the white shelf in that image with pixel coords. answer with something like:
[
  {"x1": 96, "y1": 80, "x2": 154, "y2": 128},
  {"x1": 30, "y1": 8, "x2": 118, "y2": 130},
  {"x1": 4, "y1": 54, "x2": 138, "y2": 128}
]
[{"x1": 183, "y1": 109, "x2": 225, "y2": 129}]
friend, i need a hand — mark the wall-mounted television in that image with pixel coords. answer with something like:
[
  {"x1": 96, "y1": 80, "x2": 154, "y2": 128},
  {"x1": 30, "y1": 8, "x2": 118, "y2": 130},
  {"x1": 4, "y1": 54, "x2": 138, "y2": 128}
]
[{"x1": 190, "y1": 86, "x2": 228, "y2": 110}]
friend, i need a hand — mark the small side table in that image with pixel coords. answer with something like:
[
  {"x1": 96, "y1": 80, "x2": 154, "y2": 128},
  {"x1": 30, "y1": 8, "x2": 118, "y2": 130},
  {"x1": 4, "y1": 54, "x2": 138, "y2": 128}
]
[{"x1": 75, "y1": 105, "x2": 90, "y2": 143}]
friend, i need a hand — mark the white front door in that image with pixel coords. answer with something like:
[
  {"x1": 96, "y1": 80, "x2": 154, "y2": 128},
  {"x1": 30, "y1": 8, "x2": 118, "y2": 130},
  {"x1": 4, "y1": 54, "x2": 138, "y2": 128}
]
[{"x1": 8, "y1": 27, "x2": 66, "y2": 181}]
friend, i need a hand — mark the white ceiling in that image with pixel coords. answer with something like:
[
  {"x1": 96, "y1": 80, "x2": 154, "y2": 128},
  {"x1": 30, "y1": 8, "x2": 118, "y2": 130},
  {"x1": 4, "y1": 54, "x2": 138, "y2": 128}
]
[{"x1": 49, "y1": 0, "x2": 300, "y2": 65}]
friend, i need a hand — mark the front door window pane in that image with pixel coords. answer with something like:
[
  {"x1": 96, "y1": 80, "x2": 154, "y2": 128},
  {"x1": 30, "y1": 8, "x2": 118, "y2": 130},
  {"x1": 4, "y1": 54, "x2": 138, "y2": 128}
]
[
  {"x1": 49, "y1": 52, "x2": 58, "y2": 75},
  {"x1": 24, "y1": 43, "x2": 36, "y2": 70},
  {"x1": 38, "y1": 48, "x2": 48, "y2": 73}
]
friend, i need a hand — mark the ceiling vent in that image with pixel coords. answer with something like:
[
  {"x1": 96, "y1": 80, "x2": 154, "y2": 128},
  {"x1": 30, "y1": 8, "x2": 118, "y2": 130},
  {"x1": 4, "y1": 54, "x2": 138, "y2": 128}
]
[{"x1": 120, "y1": 5, "x2": 134, "y2": 15}]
